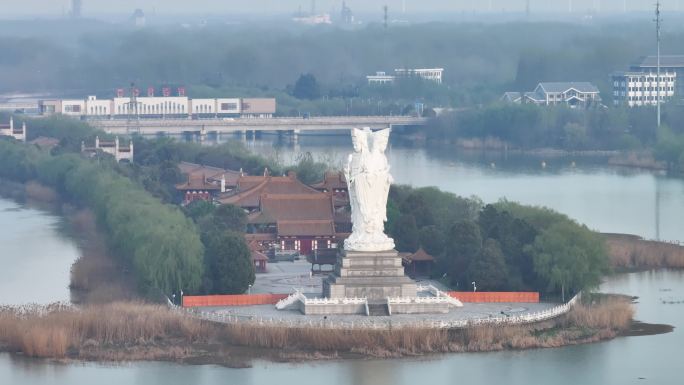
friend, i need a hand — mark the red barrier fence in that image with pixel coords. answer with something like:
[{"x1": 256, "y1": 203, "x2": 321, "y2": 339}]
[
  {"x1": 182, "y1": 294, "x2": 289, "y2": 308},
  {"x1": 448, "y1": 291, "x2": 539, "y2": 303},
  {"x1": 182, "y1": 291, "x2": 539, "y2": 308}
]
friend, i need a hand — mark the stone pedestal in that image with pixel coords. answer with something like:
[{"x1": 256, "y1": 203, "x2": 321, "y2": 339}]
[{"x1": 323, "y1": 250, "x2": 417, "y2": 301}]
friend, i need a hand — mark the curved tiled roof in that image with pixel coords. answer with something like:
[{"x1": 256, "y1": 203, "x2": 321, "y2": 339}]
[
  {"x1": 249, "y1": 193, "x2": 334, "y2": 224},
  {"x1": 403, "y1": 248, "x2": 435, "y2": 262},
  {"x1": 276, "y1": 220, "x2": 335, "y2": 237},
  {"x1": 311, "y1": 171, "x2": 347, "y2": 191},
  {"x1": 218, "y1": 173, "x2": 321, "y2": 207}
]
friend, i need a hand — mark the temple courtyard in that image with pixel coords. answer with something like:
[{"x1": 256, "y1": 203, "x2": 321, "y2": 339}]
[{"x1": 192, "y1": 260, "x2": 558, "y2": 328}]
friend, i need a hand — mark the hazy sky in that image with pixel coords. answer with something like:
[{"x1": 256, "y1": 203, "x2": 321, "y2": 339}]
[{"x1": 3, "y1": 0, "x2": 682, "y2": 16}]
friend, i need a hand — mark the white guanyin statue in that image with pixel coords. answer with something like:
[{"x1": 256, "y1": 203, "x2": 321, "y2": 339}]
[{"x1": 343, "y1": 127, "x2": 395, "y2": 252}]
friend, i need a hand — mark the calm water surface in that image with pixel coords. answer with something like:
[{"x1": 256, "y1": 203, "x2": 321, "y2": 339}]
[
  {"x1": 0, "y1": 198, "x2": 79, "y2": 305},
  {"x1": 238, "y1": 135, "x2": 684, "y2": 243}
]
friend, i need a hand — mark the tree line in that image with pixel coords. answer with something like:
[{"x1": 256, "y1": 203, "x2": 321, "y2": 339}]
[
  {"x1": 0, "y1": 138, "x2": 204, "y2": 296},
  {"x1": 425, "y1": 103, "x2": 684, "y2": 172},
  {"x1": 386, "y1": 186, "x2": 609, "y2": 299},
  {"x1": 3, "y1": 19, "x2": 682, "y2": 112}
]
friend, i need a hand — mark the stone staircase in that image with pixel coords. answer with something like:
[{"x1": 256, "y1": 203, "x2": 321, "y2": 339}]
[{"x1": 367, "y1": 303, "x2": 390, "y2": 316}]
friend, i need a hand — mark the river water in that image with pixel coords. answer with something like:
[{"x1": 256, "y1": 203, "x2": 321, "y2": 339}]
[
  {"x1": 0, "y1": 198, "x2": 79, "y2": 305},
  {"x1": 237, "y1": 134, "x2": 684, "y2": 243},
  {"x1": 1, "y1": 137, "x2": 683, "y2": 384}
]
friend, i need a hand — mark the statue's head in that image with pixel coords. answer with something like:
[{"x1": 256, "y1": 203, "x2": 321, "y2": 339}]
[
  {"x1": 351, "y1": 128, "x2": 370, "y2": 152},
  {"x1": 371, "y1": 128, "x2": 391, "y2": 153}
]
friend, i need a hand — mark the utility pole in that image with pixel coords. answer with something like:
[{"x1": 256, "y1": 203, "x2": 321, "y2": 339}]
[
  {"x1": 127, "y1": 82, "x2": 140, "y2": 134},
  {"x1": 383, "y1": 5, "x2": 388, "y2": 29},
  {"x1": 655, "y1": 1, "x2": 662, "y2": 127}
]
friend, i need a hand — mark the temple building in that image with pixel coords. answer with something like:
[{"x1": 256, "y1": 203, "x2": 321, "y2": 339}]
[
  {"x1": 400, "y1": 248, "x2": 436, "y2": 278},
  {"x1": 218, "y1": 170, "x2": 321, "y2": 211},
  {"x1": 175, "y1": 162, "x2": 242, "y2": 205},
  {"x1": 311, "y1": 171, "x2": 348, "y2": 207},
  {"x1": 218, "y1": 170, "x2": 350, "y2": 256},
  {"x1": 0, "y1": 118, "x2": 26, "y2": 142},
  {"x1": 81, "y1": 136, "x2": 133, "y2": 162}
]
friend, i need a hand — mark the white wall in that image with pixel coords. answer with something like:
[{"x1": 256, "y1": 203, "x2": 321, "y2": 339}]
[
  {"x1": 191, "y1": 98, "x2": 216, "y2": 114},
  {"x1": 61, "y1": 100, "x2": 86, "y2": 116}
]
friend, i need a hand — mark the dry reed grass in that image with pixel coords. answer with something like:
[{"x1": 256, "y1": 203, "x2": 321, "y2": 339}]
[
  {"x1": 605, "y1": 233, "x2": 684, "y2": 269},
  {"x1": 0, "y1": 302, "x2": 211, "y2": 358},
  {"x1": 216, "y1": 295, "x2": 634, "y2": 356},
  {"x1": 24, "y1": 181, "x2": 58, "y2": 203},
  {"x1": 0, "y1": 296, "x2": 634, "y2": 361}
]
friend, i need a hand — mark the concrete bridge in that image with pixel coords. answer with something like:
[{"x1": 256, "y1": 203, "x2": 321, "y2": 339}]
[{"x1": 88, "y1": 116, "x2": 428, "y2": 137}]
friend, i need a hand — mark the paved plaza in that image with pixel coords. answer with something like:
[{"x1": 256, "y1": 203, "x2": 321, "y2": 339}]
[
  {"x1": 250, "y1": 259, "x2": 450, "y2": 295},
  {"x1": 200, "y1": 260, "x2": 558, "y2": 327}
]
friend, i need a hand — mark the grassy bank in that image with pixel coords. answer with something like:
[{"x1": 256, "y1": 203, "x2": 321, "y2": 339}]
[
  {"x1": 604, "y1": 233, "x2": 684, "y2": 270},
  {"x1": 0, "y1": 295, "x2": 634, "y2": 365}
]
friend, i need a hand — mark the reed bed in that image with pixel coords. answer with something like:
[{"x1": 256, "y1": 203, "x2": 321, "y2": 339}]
[
  {"x1": 0, "y1": 296, "x2": 634, "y2": 361},
  {"x1": 0, "y1": 302, "x2": 211, "y2": 358},
  {"x1": 24, "y1": 182, "x2": 58, "y2": 203},
  {"x1": 218, "y1": 295, "x2": 634, "y2": 355},
  {"x1": 605, "y1": 233, "x2": 684, "y2": 269}
]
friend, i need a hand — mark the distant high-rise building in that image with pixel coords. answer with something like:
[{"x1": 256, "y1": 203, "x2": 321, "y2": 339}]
[
  {"x1": 132, "y1": 9, "x2": 146, "y2": 28},
  {"x1": 340, "y1": 1, "x2": 354, "y2": 24},
  {"x1": 70, "y1": 0, "x2": 82, "y2": 18}
]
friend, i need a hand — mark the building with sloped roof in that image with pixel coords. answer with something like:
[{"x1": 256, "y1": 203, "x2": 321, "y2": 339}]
[
  {"x1": 219, "y1": 171, "x2": 350, "y2": 256},
  {"x1": 175, "y1": 161, "x2": 243, "y2": 205},
  {"x1": 218, "y1": 171, "x2": 321, "y2": 210},
  {"x1": 81, "y1": 136, "x2": 133, "y2": 162},
  {"x1": 503, "y1": 82, "x2": 601, "y2": 108},
  {"x1": 0, "y1": 118, "x2": 26, "y2": 142},
  {"x1": 311, "y1": 171, "x2": 349, "y2": 209},
  {"x1": 500, "y1": 92, "x2": 522, "y2": 103},
  {"x1": 247, "y1": 193, "x2": 337, "y2": 255},
  {"x1": 400, "y1": 248, "x2": 435, "y2": 278}
]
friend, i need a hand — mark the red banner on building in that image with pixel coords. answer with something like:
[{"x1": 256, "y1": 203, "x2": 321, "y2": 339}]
[
  {"x1": 162, "y1": 87, "x2": 171, "y2": 97},
  {"x1": 177, "y1": 87, "x2": 186, "y2": 97},
  {"x1": 116, "y1": 88, "x2": 124, "y2": 98},
  {"x1": 147, "y1": 87, "x2": 155, "y2": 97}
]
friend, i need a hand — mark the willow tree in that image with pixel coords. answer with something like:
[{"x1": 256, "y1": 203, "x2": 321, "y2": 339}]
[{"x1": 528, "y1": 221, "x2": 609, "y2": 301}]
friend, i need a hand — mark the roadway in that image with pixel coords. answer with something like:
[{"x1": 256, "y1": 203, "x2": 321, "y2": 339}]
[{"x1": 87, "y1": 116, "x2": 429, "y2": 135}]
